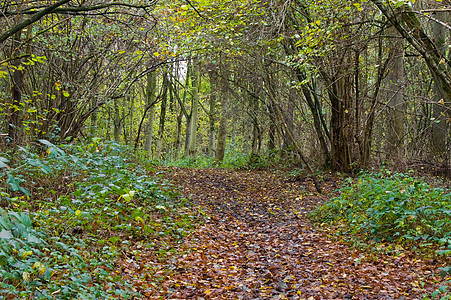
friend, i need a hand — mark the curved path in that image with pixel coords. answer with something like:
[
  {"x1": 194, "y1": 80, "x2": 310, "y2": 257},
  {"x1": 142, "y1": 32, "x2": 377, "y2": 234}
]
[{"x1": 133, "y1": 168, "x2": 449, "y2": 299}]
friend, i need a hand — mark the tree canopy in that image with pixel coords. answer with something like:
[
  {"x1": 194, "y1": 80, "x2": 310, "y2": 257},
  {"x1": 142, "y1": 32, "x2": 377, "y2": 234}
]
[{"x1": 1, "y1": 0, "x2": 450, "y2": 172}]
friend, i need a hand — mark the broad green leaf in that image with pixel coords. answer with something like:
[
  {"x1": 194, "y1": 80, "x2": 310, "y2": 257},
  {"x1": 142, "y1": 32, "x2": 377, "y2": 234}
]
[{"x1": 0, "y1": 228, "x2": 13, "y2": 239}]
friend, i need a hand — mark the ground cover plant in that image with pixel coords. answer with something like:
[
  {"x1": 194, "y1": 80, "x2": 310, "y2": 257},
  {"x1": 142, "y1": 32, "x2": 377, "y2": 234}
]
[
  {"x1": 160, "y1": 148, "x2": 290, "y2": 171},
  {"x1": 0, "y1": 139, "x2": 199, "y2": 299},
  {"x1": 311, "y1": 170, "x2": 451, "y2": 298},
  {"x1": 311, "y1": 170, "x2": 451, "y2": 248}
]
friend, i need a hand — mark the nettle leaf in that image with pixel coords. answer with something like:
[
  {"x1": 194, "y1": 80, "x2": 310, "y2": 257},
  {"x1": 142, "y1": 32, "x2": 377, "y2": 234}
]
[
  {"x1": 0, "y1": 156, "x2": 9, "y2": 169},
  {"x1": 7, "y1": 174, "x2": 21, "y2": 192}
]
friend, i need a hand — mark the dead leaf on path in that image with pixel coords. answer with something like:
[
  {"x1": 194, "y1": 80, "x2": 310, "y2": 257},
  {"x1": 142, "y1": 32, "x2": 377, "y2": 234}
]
[{"x1": 119, "y1": 168, "x2": 450, "y2": 299}]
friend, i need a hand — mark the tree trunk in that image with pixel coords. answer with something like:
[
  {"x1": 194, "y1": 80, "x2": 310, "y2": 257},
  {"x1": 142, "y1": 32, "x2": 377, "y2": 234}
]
[
  {"x1": 251, "y1": 94, "x2": 261, "y2": 154},
  {"x1": 328, "y1": 68, "x2": 354, "y2": 172},
  {"x1": 8, "y1": 30, "x2": 24, "y2": 144},
  {"x1": 215, "y1": 99, "x2": 228, "y2": 165},
  {"x1": 371, "y1": 0, "x2": 451, "y2": 106},
  {"x1": 187, "y1": 62, "x2": 200, "y2": 158},
  {"x1": 144, "y1": 72, "x2": 157, "y2": 155},
  {"x1": 174, "y1": 109, "x2": 183, "y2": 158},
  {"x1": 113, "y1": 101, "x2": 122, "y2": 142},
  {"x1": 90, "y1": 97, "x2": 98, "y2": 136},
  {"x1": 361, "y1": 35, "x2": 387, "y2": 168},
  {"x1": 266, "y1": 78, "x2": 322, "y2": 193},
  {"x1": 208, "y1": 72, "x2": 217, "y2": 157},
  {"x1": 215, "y1": 70, "x2": 229, "y2": 164},
  {"x1": 156, "y1": 72, "x2": 169, "y2": 158},
  {"x1": 129, "y1": 90, "x2": 134, "y2": 146},
  {"x1": 267, "y1": 98, "x2": 276, "y2": 152},
  {"x1": 386, "y1": 28, "x2": 405, "y2": 162},
  {"x1": 431, "y1": 10, "x2": 448, "y2": 158}
]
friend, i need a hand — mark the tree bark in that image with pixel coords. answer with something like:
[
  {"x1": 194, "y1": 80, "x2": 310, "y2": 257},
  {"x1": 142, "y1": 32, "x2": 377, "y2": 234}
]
[
  {"x1": 327, "y1": 67, "x2": 354, "y2": 172},
  {"x1": 215, "y1": 99, "x2": 228, "y2": 165},
  {"x1": 431, "y1": 10, "x2": 448, "y2": 158},
  {"x1": 371, "y1": 0, "x2": 451, "y2": 106},
  {"x1": 144, "y1": 72, "x2": 157, "y2": 155},
  {"x1": 208, "y1": 72, "x2": 217, "y2": 157},
  {"x1": 215, "y1": 69, "x2": 229, "y2": 164},
  {"x1": 113, "y1": 100, "x2": 122, "y2": 142},
  {"x1": 156, "y1": 72, "x2": 169, "y2": 158},
  {"x1": 386, "y1": 27, "x2": 405, "y2": 162},
  {"x1": 8, "y1": 30, "x2": 24, "y2": 144},
  {"x1": 187, "y1": 62, "x2": 200, "y2": 158}
]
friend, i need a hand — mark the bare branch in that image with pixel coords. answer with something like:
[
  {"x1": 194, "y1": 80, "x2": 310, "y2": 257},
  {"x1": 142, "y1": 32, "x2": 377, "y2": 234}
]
[{"x1": 0, "y1": 0, "x2": 71, "y2": 44}]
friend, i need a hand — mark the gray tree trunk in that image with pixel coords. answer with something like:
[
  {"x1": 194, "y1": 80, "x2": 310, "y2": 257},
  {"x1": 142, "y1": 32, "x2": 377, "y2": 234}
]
[
  {"x1": 187, "y1": 62, "x2": 200, "y2": 158},
  {"x1": 113, "y1": 101, "x2": 122, "y2": 142},
  {"x1": 156, "y1": 72, "x2": 169, "y2": 158},
  {"x1": 215, "y1": 71, "x2": 229, "y2": 164},
  {"x1": 144, "y1": 72, "x2": 157, "y2": 155},
  {"x1": 386, "y1": 28, "x2": 405, "y2": 162},
  {"x1": 208, "y1": 73, "x2": 217, "y2": 157},
  {"x1": 431, "y1": 11, "x2": 448, "y2": 157},
  {"x1": 215, "y1": 101, "x2": 228, "y2": 164}
]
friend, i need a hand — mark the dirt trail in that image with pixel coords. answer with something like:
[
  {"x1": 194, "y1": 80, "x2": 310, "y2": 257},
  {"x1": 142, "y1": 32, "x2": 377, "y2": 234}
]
[{"x1": 142, "y1": 168, "x2": 449, "y2": 299}]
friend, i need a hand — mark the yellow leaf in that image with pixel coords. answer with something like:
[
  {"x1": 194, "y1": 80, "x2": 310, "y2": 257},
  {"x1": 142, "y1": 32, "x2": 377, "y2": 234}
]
[
  {"x1": 75, "y1": 210, "x2": 82, "y2": 217},
  {"x1": 38, "y1": 265, "x2": 46, "y2": 275},
  {"x1": 153, "y1": 52, "x2": 160, "y2": 57},
  {"x1": 22, "y1": 271, "x2": 30, "y2": 281},
  {"x1": 204, "y1": 289, "x2": 212, "y2": 295},
  {"x1": 33, "y1": 262, "x2": 46, "y2": 275},
  {"x1": 22, "y1": 250, "x2": 33, "y2": 258}
]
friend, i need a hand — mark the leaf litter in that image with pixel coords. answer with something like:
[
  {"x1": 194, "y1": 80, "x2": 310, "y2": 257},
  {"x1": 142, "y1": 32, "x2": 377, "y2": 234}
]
[{"x1": 119, "y1": 168, "x2": 450, "y2": 299}]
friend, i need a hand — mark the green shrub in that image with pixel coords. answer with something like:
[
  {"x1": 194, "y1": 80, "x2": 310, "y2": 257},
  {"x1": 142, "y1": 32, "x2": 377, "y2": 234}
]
[
  {"x1": 311, "y1": 171, "x2": 451, "y2": 250},
  {"x1": 0, "y1": 139, "x2": 199, "y2": 298}
]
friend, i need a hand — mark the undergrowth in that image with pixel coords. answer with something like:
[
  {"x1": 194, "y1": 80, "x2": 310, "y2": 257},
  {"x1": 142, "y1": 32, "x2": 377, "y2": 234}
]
[
  {"x1": 310, "y1": 170, "x2": 451, "y2": 298},
  {"x1": 0, "y1": 139, "x2": 199, "y2": 299},
  {"x1": 311, "y1": 170, "x2": 451, "y2": 246},
  {"x1": 160, "y1": 148, "x2": 278, "y2": 170}
]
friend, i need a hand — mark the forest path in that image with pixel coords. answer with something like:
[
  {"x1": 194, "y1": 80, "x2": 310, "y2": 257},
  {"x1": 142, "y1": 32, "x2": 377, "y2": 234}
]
[{"x1": 146, "y1": 168, "x2": 446, "y2": 299}]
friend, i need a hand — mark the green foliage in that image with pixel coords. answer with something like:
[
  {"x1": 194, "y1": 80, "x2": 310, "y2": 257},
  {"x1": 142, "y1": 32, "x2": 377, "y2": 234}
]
[
  {"x1": 161, "y1": 154, "x2": 215, "y2": 168},
  {"x1": 422, "y1": 282, "x2": 451, "y2": 300},
  {"x1": 244, "y1": 153, "x2": 270, "y2": 170},
  {"x1": 310, "y1": 170, "x2": 451, "y2": 250},
  {"x1": 160, "y1": 148, "x2": 270, "y2": 169},
  {"x1": 0, "y1": 139, "x2": 199, "y2": 298},
  {"x1": 223, "y1": 149, "x2": 252, "y2": 169}
]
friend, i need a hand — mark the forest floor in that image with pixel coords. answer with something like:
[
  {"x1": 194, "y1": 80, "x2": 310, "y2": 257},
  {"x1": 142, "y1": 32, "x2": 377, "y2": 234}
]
[{"x1": 121, "y1": 168, "x2": 450, "y2": 299}]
